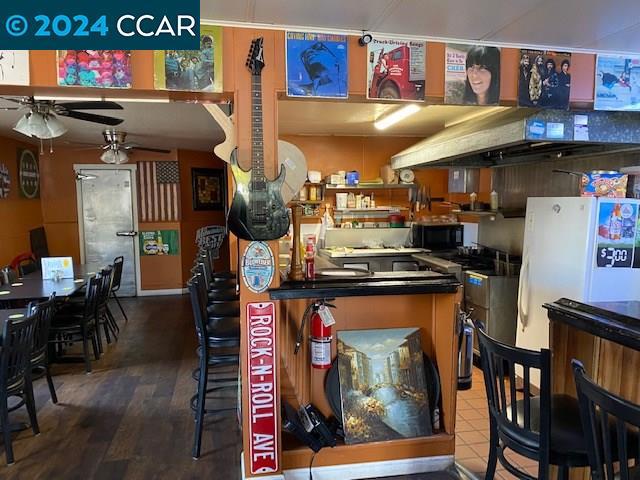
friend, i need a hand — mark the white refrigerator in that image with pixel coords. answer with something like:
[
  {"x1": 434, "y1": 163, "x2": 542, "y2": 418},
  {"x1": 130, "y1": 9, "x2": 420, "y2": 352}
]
[{"x1": 516, "y1": 196, "x2": 640, "y2": 383}]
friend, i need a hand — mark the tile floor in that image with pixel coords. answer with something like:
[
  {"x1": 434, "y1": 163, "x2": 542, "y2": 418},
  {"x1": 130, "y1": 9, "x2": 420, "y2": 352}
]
[{"x1": 455, "y1": 366, "x2": 539, "y2": 480}]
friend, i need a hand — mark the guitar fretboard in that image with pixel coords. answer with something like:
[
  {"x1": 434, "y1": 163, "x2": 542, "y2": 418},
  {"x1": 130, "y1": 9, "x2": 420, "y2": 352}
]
[{"x1": 251, "y1": 73, "x2": 265, "y2": 189}]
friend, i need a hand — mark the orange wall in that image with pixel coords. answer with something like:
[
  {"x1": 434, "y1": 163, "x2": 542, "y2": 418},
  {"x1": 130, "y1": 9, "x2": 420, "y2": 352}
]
[
  {"x1": 178, "y1": 149, "x2": 229, "y2": 283},
  {"x1": 0, "y1": 136, "x2": 44, "y2": 267}
]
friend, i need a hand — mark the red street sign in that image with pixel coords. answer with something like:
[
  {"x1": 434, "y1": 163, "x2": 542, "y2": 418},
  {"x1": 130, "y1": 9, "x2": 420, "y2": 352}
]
[{"x1": 247, "y1": 302, "x2": 279, "y2": 475}]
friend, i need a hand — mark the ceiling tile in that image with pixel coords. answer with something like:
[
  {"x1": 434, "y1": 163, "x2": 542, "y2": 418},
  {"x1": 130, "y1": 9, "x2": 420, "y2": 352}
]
[{"x1": 201, "y1": 0, "x2": 252, "y2": 23}]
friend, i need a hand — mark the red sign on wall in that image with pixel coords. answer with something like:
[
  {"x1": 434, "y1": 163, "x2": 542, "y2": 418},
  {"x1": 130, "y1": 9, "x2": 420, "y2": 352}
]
[{"x1": 247, "y1": 302, "x2": 279, "y2": 475}]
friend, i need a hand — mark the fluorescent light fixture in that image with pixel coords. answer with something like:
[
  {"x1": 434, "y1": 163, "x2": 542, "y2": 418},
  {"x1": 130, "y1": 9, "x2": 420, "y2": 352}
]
[
  {"x1": 374, "y1": 104, "x2": 421, "y2": 130},
  {"x1": 106, "y1": 97, "x2": 170, "y2": 104},
  {"x1": 100, "y1": 149, "x2": 129, "y2": 164},
  {"x1": 33, "y1": 95, "x2": 103, "y2": 102}
]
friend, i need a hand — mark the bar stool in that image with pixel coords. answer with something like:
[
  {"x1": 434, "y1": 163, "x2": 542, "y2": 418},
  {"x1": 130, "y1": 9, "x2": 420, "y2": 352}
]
[
  {"x1": 572, "y1": 360, "x2": 640, "y2": 480},
  {"x1": 475, "y1": 322, "x2": 590, "y2": 479},
  {"x1": 188, "y1": 275, "x2": 239, "y2": 459}
]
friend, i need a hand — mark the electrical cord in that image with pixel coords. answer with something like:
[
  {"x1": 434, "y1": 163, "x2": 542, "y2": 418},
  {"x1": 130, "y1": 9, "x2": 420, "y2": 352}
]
[{"x1": 309, "y1": 451, "x2": 316, "y2": 480}]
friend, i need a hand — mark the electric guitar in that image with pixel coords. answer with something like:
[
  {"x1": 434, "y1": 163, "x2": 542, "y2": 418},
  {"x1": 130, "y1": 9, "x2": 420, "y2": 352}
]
[{"x1": 227, "y1": 37, "x2": 290, "y2": 241}]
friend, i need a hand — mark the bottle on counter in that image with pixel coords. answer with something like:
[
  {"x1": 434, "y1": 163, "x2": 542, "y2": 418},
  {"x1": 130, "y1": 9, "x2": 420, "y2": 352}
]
[
  {"x1": 355, "y1": 193, "x2": 363, "y2": 209},
  {"x1": 370, "y1": 192, "x2": 376, "y2": 209},
  {"x1": 347, "y1": 192, "x2": 356, "y2": 208},
  {"x1": 490, "y1": 190, "x2": 499, "y2": 211},
  {"x1": 299, "y1": 185, "x2": 308, "y2": 201},
  {"x1": 305, "y1": 240, "x2": 315, "y2": 280},
  {"x1": 470, "y1": 192, "x2": 478, "y2": 211}
]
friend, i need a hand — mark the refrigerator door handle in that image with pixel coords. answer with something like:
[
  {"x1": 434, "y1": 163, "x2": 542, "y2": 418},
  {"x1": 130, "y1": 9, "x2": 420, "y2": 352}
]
[{"x1": 517, "y1": 258, "x2": 530, "y2": 331}]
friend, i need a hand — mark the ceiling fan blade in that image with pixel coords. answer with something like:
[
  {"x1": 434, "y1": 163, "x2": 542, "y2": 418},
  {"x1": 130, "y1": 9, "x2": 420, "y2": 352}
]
[
  {"x1": 58, "y1": 110, "x2": 124, "y2": 126},
  {"x1": 0, "y1": 107, "x2": 20, "y2": 110},
  {"x1": 131, "y1": 146, "x2": 172, "y2": 154},
  {"x1": 57, "y1": 101, "x2": 123, "y2": 111},
  {"x1": 0, "y1": 97, "x2": 25, "y2": 104}
]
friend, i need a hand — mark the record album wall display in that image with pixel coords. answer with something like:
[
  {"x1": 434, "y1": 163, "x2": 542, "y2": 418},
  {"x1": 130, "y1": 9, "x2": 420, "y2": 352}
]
[
  {"x1": 518, "y1": 49, "x2": 572, "y2": 109},
  {"x1": 336, "y1": 328, "x2": 432, "y2": 445},
  {"x1": 0, "y1": 51, "x2": 29, "y2": 86},
  {"x1": 366, "y1": 37, "x2": 425, "y2": 101},
  {"x1": 57, "y1": 50, "x2": 132, "y2": 88},
  {"x1": 594, "y1": 54, "x2": 640, "y2": 111},
  {"x1": 154, "y1": 25, "x2": 222, "y2": 92},
  {"x1": 286, "y1": 31, "x2": 348, "y2": 98},
  {"x1": 445, "y1": 43, "x2": 500, "y2": 105}
]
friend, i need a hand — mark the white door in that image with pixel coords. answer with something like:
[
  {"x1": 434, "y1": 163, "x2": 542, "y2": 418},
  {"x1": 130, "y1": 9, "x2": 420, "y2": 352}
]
[{"x1": 75, "y1": 166, "x2": 139, "y2": 296}]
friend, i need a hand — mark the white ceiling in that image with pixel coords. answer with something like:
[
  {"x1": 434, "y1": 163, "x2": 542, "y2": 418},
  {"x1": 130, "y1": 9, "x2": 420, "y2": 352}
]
[
  {"x1": 202, "y1": 0, "x2": 640, "y2": 54},
  {"x1": 0, "y1": 98, "x2": 224, "y2": 152},
  {"x1": 278, "y1": 101, "x2": 509, "y2": 136}
]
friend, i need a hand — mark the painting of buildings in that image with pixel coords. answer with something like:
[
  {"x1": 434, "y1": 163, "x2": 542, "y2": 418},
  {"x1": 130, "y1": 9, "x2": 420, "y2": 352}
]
[{"x1": 336, "y1": 328, "x2": 431, "y2": 445}]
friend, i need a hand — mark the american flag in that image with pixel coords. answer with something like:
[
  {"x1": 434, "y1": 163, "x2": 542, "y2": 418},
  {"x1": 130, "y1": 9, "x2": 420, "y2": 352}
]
[{"x1": 138, "y1": 161, "x2": 180, "y2": 222}]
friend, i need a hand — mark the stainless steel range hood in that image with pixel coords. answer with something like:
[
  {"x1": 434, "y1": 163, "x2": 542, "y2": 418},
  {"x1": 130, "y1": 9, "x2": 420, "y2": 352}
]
[{"x1": 391, "y1": 108, "x2": 640, "y2": 169}]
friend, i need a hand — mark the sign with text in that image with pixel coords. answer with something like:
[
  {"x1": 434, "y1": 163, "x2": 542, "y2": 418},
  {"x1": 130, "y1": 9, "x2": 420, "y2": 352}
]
[
  {"x1": 0, "y1": 0, "x2": 199, "y2": 49},
  {"x1": 596, "y1": 201, "x2": 638, "y2": 268},
  {"x1": 247, "y1": 302, "x2": 279, "y2": 475},
  {"x1": 41, "y1": 257, "x2": 73, "y2": 280}
]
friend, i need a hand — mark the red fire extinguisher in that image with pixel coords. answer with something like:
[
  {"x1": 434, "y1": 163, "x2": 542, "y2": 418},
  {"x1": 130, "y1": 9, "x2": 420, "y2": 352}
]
[{"x1": 294, "y1": 300, "x2": 335, "y2": 369}]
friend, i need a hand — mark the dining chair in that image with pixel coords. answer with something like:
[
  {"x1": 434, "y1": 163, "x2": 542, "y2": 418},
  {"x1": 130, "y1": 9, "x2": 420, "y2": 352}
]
[
  {"x1": 475, "y1": 322, "x2": 589, "y2": 479},
  {"x1": 96, "y1": 266, "x2": 118, "y2": 347},
  {"x1": 110, "y1": 256, "x2": 128, "y2": 322},
  {"x1": 28, "y1": 295, "x2": 58, "y2": 404},
  {"x1": 0, "y1": 312, "x2": 40, "y2": 465},
  {"x1": 572, "y1": 359, "x2": 640, "y2": 480},
  {"x1": 49, "y1": 275, "x2": 101, "y2": 373}
]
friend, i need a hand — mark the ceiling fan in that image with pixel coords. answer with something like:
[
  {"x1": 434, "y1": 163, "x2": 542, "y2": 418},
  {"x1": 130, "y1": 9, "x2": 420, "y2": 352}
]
[
  {"x1": 72, "y1": 129, "x2": 171, "y2": 164},
  {"x1": 0, "y1": 96, "x2": 125, "y2": 140}
]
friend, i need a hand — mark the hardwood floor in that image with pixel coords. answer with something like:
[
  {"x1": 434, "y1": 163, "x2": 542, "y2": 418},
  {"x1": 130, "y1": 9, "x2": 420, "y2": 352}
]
[{"x1": 2, "y1": 295, "x2": 241, "y2": 479}]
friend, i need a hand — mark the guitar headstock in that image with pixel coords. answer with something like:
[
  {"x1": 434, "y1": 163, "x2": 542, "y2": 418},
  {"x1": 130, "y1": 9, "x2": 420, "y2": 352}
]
[{"x1": 246, "y1": 37, "x2": 265, "y2": 75}]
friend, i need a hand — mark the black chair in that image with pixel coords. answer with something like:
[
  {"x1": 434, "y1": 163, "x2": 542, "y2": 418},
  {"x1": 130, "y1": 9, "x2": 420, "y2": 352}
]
[
  {"x1": 17, "y1": 258, "x2": 38, "y2": 277},
  {"x1": 475, "y1": 322, "x2": 589, "y2": 479},
  {"x1": 29, "y1": 295, "x2": 58, "y2": 404},
  {"x1": 96, "y1": 267, "x2": 118, "y2": 347},
  {"x1": 110, "y1": 256, "x2": 128, "y2": 323},
  {"x1": 188, "y1": 274, "x2": 239, "y2": 459},
  {"x1": 0, "y1": 313, "x2": 40, "y2": 465},
  {"x1": 49, "y1": 276, "x2": 101, "y2": 373},
  {"x1": 572, "y1": 360, "x2": 640, "y2": 480}
]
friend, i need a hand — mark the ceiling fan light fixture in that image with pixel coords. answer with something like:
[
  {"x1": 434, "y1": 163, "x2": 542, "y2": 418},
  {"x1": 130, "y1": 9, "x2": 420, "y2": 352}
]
[
  {"x1": 13, "y1": 114, "x2": 32, "y2": 136},
  {"x1": 45, "y1": 114, "x2": 68, "y2": 138},
  {"x1": 100, "y1": 148, "x2": 129, "y2": 164},
  {"x1": 27, "y1": 112, "x2": 50, "y2": 139},
  {"x1": 114, "y1": 150, "x2": 129, "y2": 164}
]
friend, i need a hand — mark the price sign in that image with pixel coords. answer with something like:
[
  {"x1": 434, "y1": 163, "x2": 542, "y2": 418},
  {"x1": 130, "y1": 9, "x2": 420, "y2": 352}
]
[{"x1": 597, "y1": 247, "x2": 633, "y2": 268}]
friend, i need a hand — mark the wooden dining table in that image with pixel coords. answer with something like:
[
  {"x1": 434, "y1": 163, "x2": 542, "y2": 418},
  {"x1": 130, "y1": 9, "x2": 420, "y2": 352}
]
[{"x1": 0, "y1": 264, "x2": 102, "y2": 303}]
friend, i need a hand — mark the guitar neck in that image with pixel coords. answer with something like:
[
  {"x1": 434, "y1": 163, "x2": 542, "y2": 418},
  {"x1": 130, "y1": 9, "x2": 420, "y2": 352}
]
[{"x1": 251, "y1": 73, "x2": 265, "y2": 184}]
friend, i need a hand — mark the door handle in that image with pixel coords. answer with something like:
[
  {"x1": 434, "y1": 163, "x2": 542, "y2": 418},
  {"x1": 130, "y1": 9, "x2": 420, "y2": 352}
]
[{"x1": 116, "y1": 231, "x2": 138, "y2": 237}]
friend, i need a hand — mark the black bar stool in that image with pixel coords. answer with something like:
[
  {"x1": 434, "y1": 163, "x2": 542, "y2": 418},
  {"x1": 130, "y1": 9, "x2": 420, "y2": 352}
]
[
  {"x1": 475, "y1": 322, "x2": 589, "y2": 479},
  {"x1": 572, "y1": 360, "x2": 640, "y2": 480},
  {"x1": 188, "y1": 274, "x2": 239, "y2": 460}
]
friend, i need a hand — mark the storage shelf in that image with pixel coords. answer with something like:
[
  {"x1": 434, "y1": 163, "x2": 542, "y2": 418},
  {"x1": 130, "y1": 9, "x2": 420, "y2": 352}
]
[
  {"x1": 325, "y1": 183, "x2": 417, "y2": 190},
  {"x1": 334, "y1": 207, "x2": 409, "y2": 212}
]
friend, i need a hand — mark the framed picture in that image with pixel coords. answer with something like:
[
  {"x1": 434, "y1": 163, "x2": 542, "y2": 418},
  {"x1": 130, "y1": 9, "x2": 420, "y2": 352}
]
[
  {"x1": 192, "y1": 168, "x2": 225, "y2": 211},
  {"x1": 57, "y1": 50, "x2": 132, "y2": 88},
  {"x1": 445, "y1": 43, "x2": 501, "y2": 105}
]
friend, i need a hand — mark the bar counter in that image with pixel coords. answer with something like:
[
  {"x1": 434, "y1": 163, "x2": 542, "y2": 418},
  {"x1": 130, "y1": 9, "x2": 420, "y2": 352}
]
[{"x1": 545, "y1": 298, "x2": 640, "y2": 480}]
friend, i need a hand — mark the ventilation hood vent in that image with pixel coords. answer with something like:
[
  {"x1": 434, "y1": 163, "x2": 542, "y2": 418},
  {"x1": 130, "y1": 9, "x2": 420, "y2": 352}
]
[{"x1": 391, "y1": 109, "x2": 640, "y2": 169}]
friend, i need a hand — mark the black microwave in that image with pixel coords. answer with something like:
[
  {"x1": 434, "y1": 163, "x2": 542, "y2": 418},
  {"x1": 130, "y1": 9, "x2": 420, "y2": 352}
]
[{"x1": 412, "y1": 223, "x2": 463, "y2": 251}]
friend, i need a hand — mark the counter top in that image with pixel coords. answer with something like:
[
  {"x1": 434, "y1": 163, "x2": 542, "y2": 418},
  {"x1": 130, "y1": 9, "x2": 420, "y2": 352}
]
[
  {"x1": 319, "y1": 247, "x2": 425, "y2": 258},
  {"x1": 544, "y1": 298, "x2": 640, "y2": 351},
  {"x1": 269, "y1": 271, "x2": 460, "y2": 300}
]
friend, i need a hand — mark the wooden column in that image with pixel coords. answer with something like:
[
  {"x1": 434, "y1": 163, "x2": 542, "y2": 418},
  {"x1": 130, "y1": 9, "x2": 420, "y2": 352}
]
[{"x1": 231, "y1": 28, "x2": 285, "y2": 479}]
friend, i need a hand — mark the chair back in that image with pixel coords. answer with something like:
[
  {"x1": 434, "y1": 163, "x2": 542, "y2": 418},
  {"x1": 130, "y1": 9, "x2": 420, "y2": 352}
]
[
  {"x1": 111, "y1": 256, "x2": 124, "y2": 293},
  {"x1": 572, "y1": 360, "x2": 640, "y2": 480},
  {"x1": 18, "y1": 259, "x2": 38, "y2": 277},
  {"x1": 0, "y1": 312, "x2": 38, "y2": 392},
  {"x1": 475, "y1": 322, "x2": 551, "y2": 465},
  {"x1": 82, "y1": 275, "x2": 101, "y2": 324},
  {"x1": 98, "y1": 267, "x2": 114, "y2": 309},
  {"x1": 28, "y1": 294, "x2": 56, "y2": 362},
  {"x1": 187, "y1": 275, "x2": 208, "y2": 348}
]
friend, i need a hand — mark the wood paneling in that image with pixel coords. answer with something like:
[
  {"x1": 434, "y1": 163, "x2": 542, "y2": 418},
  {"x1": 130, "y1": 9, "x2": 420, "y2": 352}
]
[{"x1": 138, "y1": 221, "x2": 183, "y2": 290}]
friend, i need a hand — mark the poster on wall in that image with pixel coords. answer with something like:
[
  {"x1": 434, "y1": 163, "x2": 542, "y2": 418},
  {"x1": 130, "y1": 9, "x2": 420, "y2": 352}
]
[
  {"x1": 139, "y1": 230, "x2": 179, "y2": 256},
  {"x1": 518, "y1": 49, "x2": 572, "y2": 109},
  {"x1": 241, "y1": 241, "x2": 275, "y2": 294},
  {"x1": 57, "y1": 50, "x2": 132, "y2": 88},
  {"x1": 445, "y1": 44, "x2": 501, "y2": 105},
  {"x1": 0, "y1": 163, "x2": 10, "y2": 199},
  {"x1": 366, "y1": 37, "x2": 425, "y2": 101},
  {"x1": 286, "y1": 31, "x2": 348, "y2": 98},
  {"x1": 153, "y1": 25, "x2": 222, "y2": 92},
  {"x1": 192, "y1": 168, "x2": 225, "y2": 211},
  {"x1": 596, "y1": 201, "x2": 637, "y2": 268},
  {"x1": 0, "y1": 51, "x2": 30, "y2": 85},
  {"x1": 337, "y1": 328, "x2": 431, "y2": 445},
  {"x1": 594, "y1": 54, "x2": 640, "y2": 111},
  {"x1": 17, "y1": 148, "x2": 39, "y2": 199}
]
